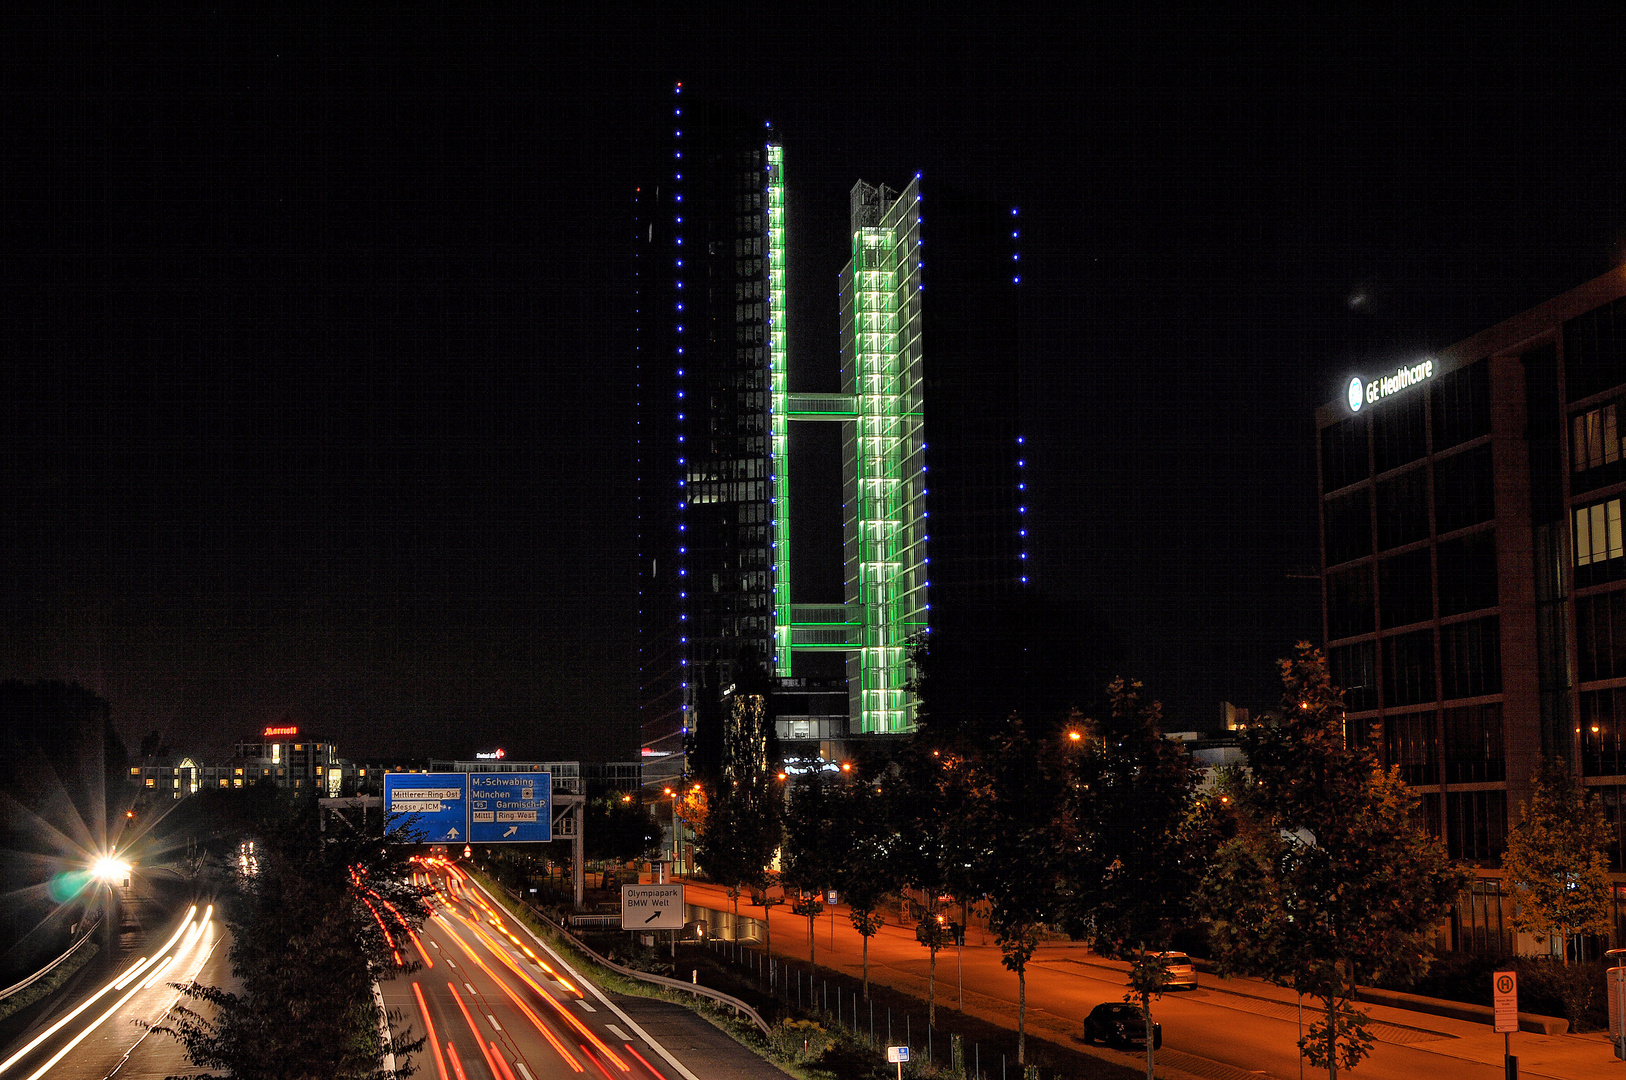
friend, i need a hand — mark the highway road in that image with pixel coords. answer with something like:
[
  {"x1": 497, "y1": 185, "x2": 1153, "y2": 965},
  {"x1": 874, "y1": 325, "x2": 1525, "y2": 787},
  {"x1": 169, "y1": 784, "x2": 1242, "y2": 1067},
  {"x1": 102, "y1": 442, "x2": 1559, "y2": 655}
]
[
  {"x1": 388, "y1": 859, "x2": 712, "y2": 1080},
  {"x1": 0, "y1": 904, "x2": 223, "y2": 1080}
]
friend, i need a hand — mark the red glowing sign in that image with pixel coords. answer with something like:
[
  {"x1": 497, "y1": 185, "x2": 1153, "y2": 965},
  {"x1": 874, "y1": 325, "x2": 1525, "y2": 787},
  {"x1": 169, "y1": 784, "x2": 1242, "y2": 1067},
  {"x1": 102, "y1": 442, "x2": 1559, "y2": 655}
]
[{"x1": 263, "y1": 726, "x2": 299, "y2": 738}]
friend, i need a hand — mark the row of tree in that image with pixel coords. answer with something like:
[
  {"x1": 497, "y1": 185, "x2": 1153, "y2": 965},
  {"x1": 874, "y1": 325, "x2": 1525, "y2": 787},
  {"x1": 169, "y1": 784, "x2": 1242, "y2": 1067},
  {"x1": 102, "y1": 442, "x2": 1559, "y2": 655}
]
[
  {"x1": 692, "y1": 644, "x2": 1496, "y2": 1079},
  {"x1": 151, "y1": 790, "x2": 431, "y2": 1080}
]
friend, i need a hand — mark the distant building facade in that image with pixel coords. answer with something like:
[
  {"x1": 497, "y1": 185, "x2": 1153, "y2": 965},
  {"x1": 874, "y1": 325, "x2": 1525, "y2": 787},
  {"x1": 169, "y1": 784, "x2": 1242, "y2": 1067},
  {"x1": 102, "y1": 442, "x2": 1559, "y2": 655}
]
[
  {"x1": 1315, "y1": 266, "x2": 1626, "y2": 955},
  {"x1": 127, "y1": 726, "x2": 377, "y2": 798}
]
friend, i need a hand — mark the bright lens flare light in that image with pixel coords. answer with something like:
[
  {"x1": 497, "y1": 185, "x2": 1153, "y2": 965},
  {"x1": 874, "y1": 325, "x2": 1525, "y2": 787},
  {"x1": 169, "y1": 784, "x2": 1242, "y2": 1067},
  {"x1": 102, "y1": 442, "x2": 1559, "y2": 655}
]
[{"x1": 91, "y1": 856, "x2": 131, "y2": 882}]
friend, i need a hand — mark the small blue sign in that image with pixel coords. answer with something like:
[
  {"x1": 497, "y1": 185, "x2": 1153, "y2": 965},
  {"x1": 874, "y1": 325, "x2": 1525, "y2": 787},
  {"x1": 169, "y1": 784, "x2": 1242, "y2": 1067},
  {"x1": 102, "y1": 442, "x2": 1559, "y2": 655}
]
[
  {"x1": 384, "y1": 773, "x2": 469, "y2": 843},
  {"x1": 468, "y1": 772, "x2": 552, "y2": 843}
]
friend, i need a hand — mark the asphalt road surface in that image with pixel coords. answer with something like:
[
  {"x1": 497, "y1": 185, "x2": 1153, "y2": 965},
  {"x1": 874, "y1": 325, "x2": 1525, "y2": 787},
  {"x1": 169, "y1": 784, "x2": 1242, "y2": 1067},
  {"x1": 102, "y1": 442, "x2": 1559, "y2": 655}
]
[
  {"x1": 0, "y1": 904, "x2": 225, "y2": 1080},
  {"x1": 390, "y1": 860, "x2": 775, "y2": 1080}
]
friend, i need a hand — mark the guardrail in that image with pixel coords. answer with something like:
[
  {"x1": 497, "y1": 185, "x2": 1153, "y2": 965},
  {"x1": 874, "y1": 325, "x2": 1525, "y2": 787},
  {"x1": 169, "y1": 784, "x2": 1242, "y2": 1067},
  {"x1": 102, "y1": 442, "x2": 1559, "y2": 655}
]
[
  {"x1": 486, "y1": 882, "x2": 772, "y2": 1038},
  {"x1": 567, "y1": 914, "x2": 622, "y2": 929},
  {"x1": 0, "y1": 917, "x2": 102, "y2": 1004}
]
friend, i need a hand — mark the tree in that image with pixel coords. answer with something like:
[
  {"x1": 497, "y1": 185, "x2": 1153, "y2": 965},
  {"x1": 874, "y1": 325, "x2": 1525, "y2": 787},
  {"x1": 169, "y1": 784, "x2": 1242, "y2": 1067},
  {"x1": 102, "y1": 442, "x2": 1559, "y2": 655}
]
[
  {"x1": 582, "y1": 794, "x2": 660, "y2": 864},
  {"x1": 828, "y1": 768, "x2": 897, "y2": 998},
  {"x1": 1502, "y1": 758, "x2": 1613, "y2": 964},
  {"x1": 966, "y1": 716, "x2": 1064, "y2": 1066},
  {"x1": 1198, "y1": 644, "x2": 1466, "y2": 1080},
  {"x1": 150, "y1": 795, "x2": 432, "y2": 1079},
  {"x1": 891, "y1": 744, "x2": 980, "y2": 1030},
  {"x1": 1061, "y1": 678, "x2": 1210, "y2": 1080},
  {"x1": 782, "y1": 775, "x2": 839, "y2": 970},
  {"x1": 693, "y1": 775, "x2": 783, "y2": 926}
]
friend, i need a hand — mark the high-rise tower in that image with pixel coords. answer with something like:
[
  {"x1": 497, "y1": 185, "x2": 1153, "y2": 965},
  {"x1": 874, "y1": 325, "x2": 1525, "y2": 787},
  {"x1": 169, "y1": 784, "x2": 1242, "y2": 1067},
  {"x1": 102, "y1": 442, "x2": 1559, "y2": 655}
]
[
  {"x1": 779, "y1": 178, "x2": 1026, "y2": 740},
  {"x1": 634, "y1": 88, "x2": 787, "y2": 795}
]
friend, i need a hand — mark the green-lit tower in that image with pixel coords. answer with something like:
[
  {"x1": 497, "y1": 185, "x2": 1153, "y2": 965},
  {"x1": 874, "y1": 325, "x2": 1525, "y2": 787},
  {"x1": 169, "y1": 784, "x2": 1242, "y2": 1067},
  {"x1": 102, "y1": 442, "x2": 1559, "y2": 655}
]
[{"x1": 839, "y1": 179, "x2": 928, "y2": 733}]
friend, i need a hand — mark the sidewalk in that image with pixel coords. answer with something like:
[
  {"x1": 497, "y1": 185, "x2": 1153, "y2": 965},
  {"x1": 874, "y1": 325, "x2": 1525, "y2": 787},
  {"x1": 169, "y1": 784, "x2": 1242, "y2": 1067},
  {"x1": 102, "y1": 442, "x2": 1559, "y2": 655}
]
[{"x1": 676, "y1": 877, "x2": 1620, "y2": 1080}]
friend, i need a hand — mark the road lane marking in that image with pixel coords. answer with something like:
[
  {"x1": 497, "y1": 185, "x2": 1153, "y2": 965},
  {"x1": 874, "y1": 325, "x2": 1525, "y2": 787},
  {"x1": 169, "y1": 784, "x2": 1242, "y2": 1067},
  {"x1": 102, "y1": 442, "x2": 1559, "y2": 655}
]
[
  {"x1": 434, "y1": 916, "x2": 582, "y2": 1073},
  {"x1": 0, "y1": 906, "x2": 198, "y2": 1077},
  {"x1": 514, "y1": 1063, "x2": 535, "y2": 1080},
  {"x1": 462, "y1": 878, "x2": 701, "y2": 1080},
  {"x1": 576, "y1": 999, "x2": 596, "y2": 1012},
  {"x1": 452, "y1": 914, "x2": 627, "y2": 1070},
  {"x1": 447, "y1": 982, "x2": 501, "y2": 1079},
  {"x1": 487, "y1": 1014, "x2": 502, "y2": 1031},
  {"x1": 606, "y1": 1025, "x2": 630, "y2": 1042}
]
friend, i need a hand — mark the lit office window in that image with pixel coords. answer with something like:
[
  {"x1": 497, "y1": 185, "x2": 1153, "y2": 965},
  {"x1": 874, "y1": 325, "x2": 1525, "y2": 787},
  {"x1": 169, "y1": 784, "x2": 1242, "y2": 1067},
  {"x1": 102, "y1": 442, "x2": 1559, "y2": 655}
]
[{"x1": 1575, "y1": 498, "x2": 1624, "y2": 566}]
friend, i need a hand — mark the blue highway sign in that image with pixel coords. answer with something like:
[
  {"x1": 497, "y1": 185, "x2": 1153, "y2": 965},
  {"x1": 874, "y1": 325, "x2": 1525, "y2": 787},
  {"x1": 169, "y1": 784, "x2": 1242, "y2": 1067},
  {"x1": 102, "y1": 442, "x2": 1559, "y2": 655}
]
[
  {"x1": 384, "y1": 773, "x2": 470, "y2": 843},
  {"x1": 468, "y1": 771, "x2": 552, "y2": 843}
]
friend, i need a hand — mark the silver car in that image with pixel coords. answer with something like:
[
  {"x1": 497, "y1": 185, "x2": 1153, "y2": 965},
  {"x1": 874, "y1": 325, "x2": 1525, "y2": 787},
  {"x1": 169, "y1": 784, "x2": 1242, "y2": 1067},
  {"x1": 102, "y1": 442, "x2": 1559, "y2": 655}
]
[{"x1": 1156, "y1": 951, "x2": 1198, "y2": 989}]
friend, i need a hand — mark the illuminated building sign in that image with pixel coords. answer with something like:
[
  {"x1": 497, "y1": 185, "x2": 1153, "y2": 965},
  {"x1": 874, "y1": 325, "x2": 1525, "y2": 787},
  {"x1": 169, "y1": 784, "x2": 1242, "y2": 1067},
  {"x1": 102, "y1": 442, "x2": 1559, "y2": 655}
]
[
  {"x1": 474, "y1": 749, "x2": 506, "y2": 760},
  {"x1": 1348, "y1": 359, "x2": 1434, "y2": 413},
  {"x1": 263, "y1": 725, "x2": 298, "y2": 737}
]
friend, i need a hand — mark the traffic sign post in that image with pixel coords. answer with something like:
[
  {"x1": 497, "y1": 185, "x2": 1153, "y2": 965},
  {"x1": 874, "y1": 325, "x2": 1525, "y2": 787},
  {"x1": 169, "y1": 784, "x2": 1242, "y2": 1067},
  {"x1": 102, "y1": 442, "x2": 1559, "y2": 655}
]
[
  {"x1": 468, "y1": 771, "x2": 552, "y2": 843},
  {"x1": 621, "y1": 884, "x2": 685, "y2": 930},
  {"x1": 383, "y1": 773, "x2": 470, "y2": 843},
  {"x1": 887, "y1": 1045, "x2": 909, "y2": 1080},
  {"x1": 1609, "y1": 962, "x2": 1626, "y2": 1060},
  {"x1": 1493, "y1": 970, "x2": 1518, "y2": 1079}
]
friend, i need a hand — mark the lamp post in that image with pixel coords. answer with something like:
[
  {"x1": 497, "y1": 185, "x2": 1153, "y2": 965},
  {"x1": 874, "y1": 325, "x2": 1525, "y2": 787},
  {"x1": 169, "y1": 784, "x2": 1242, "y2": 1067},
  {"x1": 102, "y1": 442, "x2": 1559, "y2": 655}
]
[{"x1": 662, "y1": 787, "x2": 680, "y2": 877}]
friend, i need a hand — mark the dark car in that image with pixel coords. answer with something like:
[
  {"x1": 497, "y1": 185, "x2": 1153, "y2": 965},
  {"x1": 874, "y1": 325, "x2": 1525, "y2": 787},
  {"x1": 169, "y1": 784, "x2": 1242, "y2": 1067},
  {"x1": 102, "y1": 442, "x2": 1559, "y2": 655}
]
[{"x1": 1082, "y1": 1003, "x2": 1162, "y2": 1049}]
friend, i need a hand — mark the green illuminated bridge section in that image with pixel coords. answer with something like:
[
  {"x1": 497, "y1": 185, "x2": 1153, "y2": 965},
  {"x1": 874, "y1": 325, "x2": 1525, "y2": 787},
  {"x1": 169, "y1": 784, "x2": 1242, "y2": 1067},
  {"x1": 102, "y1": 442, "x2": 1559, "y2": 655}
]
[
  {"x1": 786, "y1": 393, "x2": 858, "y2": 421},
  {"x1": 787, "y1": 603, "x2": 862, "y2": 649}
]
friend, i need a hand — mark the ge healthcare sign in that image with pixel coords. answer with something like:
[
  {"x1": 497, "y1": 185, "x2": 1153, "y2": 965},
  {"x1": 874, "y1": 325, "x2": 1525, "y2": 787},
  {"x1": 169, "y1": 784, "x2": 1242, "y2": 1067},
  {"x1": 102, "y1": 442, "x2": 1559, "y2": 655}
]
[{"x1": 384, "y1": 772, "x2": 551, "y2": 844}]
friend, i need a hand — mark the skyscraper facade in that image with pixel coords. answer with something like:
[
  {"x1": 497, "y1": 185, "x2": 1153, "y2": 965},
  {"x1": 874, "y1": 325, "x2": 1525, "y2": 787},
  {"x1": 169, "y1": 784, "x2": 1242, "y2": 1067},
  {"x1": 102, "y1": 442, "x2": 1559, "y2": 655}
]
[
  {"x1": 1315, "y1": 265, "x2": 1626, "y2": 954},
  {"x1": 635, "y1": 90, "x2": 1027, "y2": 773},
  {"x1": 634, "y1": 88, "x2": 786, "y2": 796},
  {"x1": 781, "y1": 178, "x2": 1026, "y2": 738}
]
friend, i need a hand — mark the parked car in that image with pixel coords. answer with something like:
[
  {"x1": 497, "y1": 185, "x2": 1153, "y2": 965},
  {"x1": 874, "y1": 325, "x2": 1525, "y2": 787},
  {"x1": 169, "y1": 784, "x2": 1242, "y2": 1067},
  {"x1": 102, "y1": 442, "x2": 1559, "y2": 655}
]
[
  {"x1": 1082, "y1": 1002, "x2": 1162, "y2": 1049},
  {"x1": 1156, "y1": 951, "x2": 1198, "y2": 989}
]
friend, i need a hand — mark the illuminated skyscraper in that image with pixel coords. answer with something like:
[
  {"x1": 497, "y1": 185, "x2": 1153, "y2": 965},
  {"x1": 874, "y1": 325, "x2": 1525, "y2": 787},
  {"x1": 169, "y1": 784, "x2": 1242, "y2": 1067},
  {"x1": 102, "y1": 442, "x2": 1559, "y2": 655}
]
[
  {"x1": 636, "y1": 85, "x2": 1027, "y2": 771},
  {"x1": 634, "y1": 88, "x2": 787, "y2": 795},
  {"x1": 781, "y1": 178, "x2": 1026, "y2": 738}
]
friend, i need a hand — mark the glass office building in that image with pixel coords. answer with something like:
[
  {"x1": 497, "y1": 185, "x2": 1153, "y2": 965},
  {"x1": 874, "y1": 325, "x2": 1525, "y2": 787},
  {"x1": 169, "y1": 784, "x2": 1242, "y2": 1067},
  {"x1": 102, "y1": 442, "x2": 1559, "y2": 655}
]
[
  {"x1": 1316, "y1": 266, "x2": 1626, "y2": 953},
  {"x1": 637, "y1": 91, "x2": 1026, "y2": 768},
  {"x1": 634, "y1": 89, "x2": 785, "y2": 796}
]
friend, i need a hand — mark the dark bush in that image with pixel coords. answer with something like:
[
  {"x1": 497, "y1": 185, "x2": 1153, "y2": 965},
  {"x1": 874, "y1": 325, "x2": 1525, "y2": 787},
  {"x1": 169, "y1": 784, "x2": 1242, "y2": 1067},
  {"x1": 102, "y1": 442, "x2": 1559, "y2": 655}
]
[{"x1": 1397, "y1": 952, "x2": 1608, "y2": 1031}]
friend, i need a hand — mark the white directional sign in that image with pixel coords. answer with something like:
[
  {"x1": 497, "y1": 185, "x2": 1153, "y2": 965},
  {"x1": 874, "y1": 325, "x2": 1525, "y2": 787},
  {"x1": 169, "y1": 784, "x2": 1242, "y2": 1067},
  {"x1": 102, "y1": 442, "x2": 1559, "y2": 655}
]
[
  {"x1": 1493, "y1": 970, "x2": 1518, "y2": 1034},
  {"x1": 621, "y1": 884, "x2": 685, "y2": 930},
  {"x1": 887, "y1": 1046, "x2": 910, "y2": 1063}
]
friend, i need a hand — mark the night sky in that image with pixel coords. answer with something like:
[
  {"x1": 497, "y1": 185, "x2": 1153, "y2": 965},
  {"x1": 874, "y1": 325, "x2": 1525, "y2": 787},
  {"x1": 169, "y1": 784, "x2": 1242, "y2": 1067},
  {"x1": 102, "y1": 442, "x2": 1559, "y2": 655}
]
[{"x1": 3, "y1": 17, "x2": 1624, "y2": 764}]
